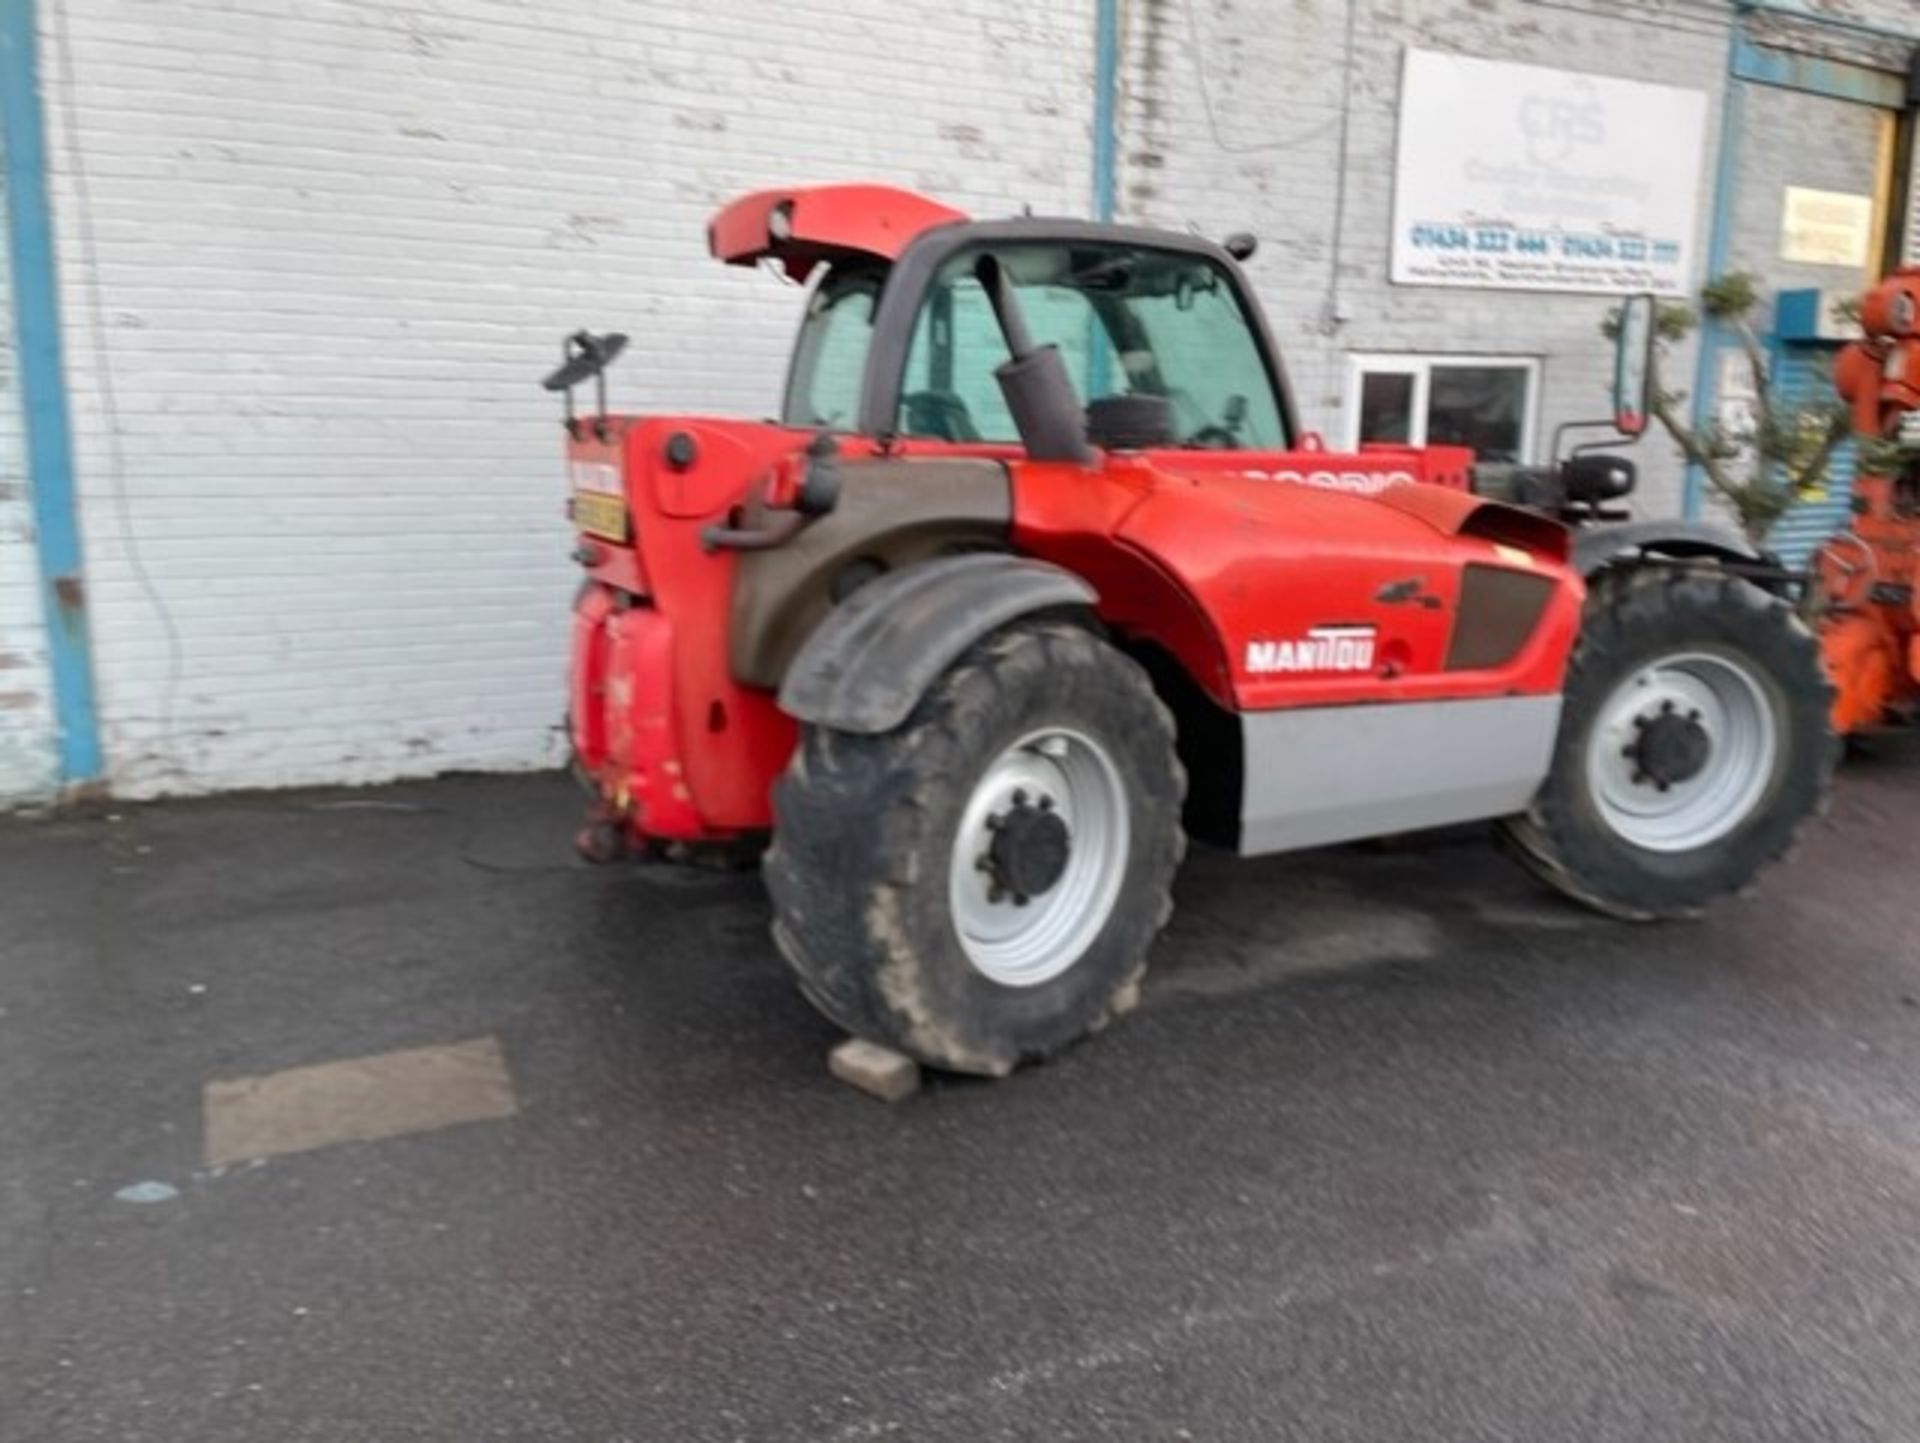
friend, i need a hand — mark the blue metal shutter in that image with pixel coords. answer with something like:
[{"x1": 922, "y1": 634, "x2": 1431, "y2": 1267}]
[{"x1": 1765, "y1": 349, "x2": 1855, "y2": 566}]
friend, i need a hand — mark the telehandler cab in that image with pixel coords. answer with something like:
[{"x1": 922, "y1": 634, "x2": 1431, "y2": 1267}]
[{"x1": 549, "y1": 185, "x2": 1835, "y2": 1075}]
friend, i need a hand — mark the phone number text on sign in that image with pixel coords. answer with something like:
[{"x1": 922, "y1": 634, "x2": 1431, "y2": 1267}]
[{"x1": 1399, "y1": 221, "x2": 1686, "y2": 293}]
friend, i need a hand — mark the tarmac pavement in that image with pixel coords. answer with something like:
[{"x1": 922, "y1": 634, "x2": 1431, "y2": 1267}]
[{"x1": 6, "y1": 740, "x2": 1920, "y2": 1441}]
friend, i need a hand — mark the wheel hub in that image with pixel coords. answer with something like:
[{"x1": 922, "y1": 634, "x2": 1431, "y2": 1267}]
[
  {"x1": 949, "y1": 728, "x2": 1131, "y2": 988},
  {"x1": 1586, "y1": 650, "x2": 1780, "y2": 854},
  {"x1": 1628, "y1": 701, "x2": 1712, "y2": 790},
  {"x1": 981, "y1": 790, "x2": 1071, "y2": 905}
]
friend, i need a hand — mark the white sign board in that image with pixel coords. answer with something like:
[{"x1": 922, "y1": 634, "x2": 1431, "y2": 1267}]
[
  {"x1": 1390, "y1": 50, "x2": 1709, "y2": 295},
  {"x1": 1780, "y1": 186, "x2": 1873, "y2": 267}
]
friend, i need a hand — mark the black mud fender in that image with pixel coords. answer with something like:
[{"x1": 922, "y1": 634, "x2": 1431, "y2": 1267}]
[
  {"x1": 778, "y1": 553, "x2": 1097, "y2": 734},
  {"x1": 1571, "y1": 520, "x2": 1766, "y2": 578}
]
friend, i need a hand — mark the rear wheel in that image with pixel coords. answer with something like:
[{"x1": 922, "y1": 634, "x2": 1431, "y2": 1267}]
[
  {"x1": 1501, "y1": 567, "x2": 1836, "y2": 919},
  {"x1": 765, "y1": 619, "x2": 1186, "y2": 1075}
]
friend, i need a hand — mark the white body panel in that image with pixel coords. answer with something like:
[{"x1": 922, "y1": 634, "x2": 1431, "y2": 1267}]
[{"x1": 1239, "y1": 696, "x2": 1562, "y2": 855}]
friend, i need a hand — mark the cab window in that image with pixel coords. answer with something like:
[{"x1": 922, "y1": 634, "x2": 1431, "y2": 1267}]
[
  {"x1": 897, "y1": 243, "x2": 1287, "y2": 449},
  {"x1": 783, "y1": 263, "x2": 881, "y2": 430}
]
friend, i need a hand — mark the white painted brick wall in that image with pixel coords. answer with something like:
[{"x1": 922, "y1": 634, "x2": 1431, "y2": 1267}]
[
  {"x1": 1728, "y1": 82, "x2": 1886, "y2": 315},
  {"x1": 31, "y1": 0, "x2": 1920, "y2": 797},
  {"x1": 0, "y1": 148, "x2": 61, "y2": 806},
  {"x1": 1118, "y1": 0, "x2": 1739, "y2": 518},
  {"x1": 40, "y1": 0, "x2": 1095, "y2": 796}
]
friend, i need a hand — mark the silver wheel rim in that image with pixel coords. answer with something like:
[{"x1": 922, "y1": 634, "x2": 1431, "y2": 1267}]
[
  {"x1": 949, "y1": 727, "x2": 1131, "y2": 987},
  {"x1": 1586, "y1": 649, "x2": 1780, "y2": 853}
]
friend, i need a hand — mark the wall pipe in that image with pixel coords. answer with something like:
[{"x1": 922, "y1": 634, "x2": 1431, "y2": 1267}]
[{"x1": 0, "y1": 0, "x2": 101, "y2": 784}]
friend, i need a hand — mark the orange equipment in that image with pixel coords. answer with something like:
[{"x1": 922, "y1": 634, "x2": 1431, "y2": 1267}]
[{"x1": 1817, "y1": 267, "x2": 1920, "y2": 733}]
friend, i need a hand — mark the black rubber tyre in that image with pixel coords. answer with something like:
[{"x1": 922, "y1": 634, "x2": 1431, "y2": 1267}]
[
  {"x1": 1501, "y1": 566, "x2": 1837, "y2": 920},
  {"x1": 764, "y1": 619, "x2": 1186, "y2": 1075}
]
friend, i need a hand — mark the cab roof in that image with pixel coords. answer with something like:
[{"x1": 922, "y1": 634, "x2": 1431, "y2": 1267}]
[{"x1": 707, "y1": 184, "x2": 969, "y2": 282}]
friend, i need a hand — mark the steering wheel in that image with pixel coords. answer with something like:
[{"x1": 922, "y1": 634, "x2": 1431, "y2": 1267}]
[
  {"x1": 902, "y1": 389, "x2": 981, "y2": 443},
  {"x1": 1186, "y1": 424, "x2": 1240, "y2": 450}
]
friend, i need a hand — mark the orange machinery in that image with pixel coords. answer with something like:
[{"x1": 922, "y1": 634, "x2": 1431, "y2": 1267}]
[{"x1": 1819, "y1": 267, "x2": 1920, "y2": 733}]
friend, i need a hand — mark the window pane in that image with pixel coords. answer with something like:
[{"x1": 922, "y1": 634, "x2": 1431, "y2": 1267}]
[
  {"x1": 784, "y1": 266, "x2": 880, "y2": 429},
  {"x1": 1357, "y1": 371, "x2": 1415, "y2": 445},
  {"x1": 1128, "y1": 275, "x2": 1284, "y2": 449},
  {"x1": 900, "y1": 272, "x2": 1020, "y2": 441},
  {"x1": 897, "y1": 244, "x2": 1286, "y2": 449},
  {"x1": 1426, "y1": 365, "x2": 1529, "y2": 464}
]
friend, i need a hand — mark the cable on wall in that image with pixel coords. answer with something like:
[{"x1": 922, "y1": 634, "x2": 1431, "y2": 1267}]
[
  {"x1": 1181, "y1": 0, "x2": 1341, "y2": 156},
  {"x1": 1318, "y1": 0, "x2": 1360, "y2": 336}
]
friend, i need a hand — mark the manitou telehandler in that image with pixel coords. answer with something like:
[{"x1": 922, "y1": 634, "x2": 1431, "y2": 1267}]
[{"x1": 547, "y1": 185, "x2": 1836, "y2": 1076}]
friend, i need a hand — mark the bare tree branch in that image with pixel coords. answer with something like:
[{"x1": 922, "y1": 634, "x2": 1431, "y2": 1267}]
[
  {"x1": 1730, "y1": 312, "x2": 1776, "y2": 439},
  {"x1": 1605, "y1": 272, "x2": 1840, "y2": 542},
  {"x1": 1650, "y1": 381, "x2": 1740, "y2": 504},
  {"x1": 1788, "y1": 408, "x2": 1852, "y2": 495}
]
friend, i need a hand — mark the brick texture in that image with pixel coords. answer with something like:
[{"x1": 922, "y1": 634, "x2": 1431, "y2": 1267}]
[
  {"x1": 40, "y1": 0, "x2": 1094, "y2": 795},
  {"x1": 29, "y1": 0, "x2": 1920, "y2": 796},
  {"x1": 1117, "y1": 0, "x2": 1737, "y2": 517}
]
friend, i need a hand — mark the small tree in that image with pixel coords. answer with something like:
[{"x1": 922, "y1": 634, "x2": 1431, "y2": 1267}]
[{"x1": 1602, "y1": 273, "x2": 1852, "y2": 543}]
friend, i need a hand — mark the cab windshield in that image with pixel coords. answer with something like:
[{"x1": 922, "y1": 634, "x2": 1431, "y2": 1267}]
[{"x1": 782, "y1": 243, "x2": 1288, "y2": 449}]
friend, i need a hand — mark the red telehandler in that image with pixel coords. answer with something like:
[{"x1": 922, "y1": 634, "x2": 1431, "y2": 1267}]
[{"x1": 548, "y1": 185, "x2": 1836, "y2": 1075}]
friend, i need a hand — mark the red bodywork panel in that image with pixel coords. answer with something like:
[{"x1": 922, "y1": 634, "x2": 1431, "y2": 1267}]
[
  {"x1": 1012, "y1": 449, "x2": 1577, "y2": 713},
  {"x1": 567, "y1": 418, "x2": 805, "y2": 838},
  {"x1": 708, "y1": 185, "x2": 968, "y2": 282},
  {"x1": 565, "y1": 423, "x2": 1580, "y2": 844}
]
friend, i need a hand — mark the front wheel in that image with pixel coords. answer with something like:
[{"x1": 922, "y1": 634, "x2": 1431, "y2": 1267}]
[
  {"x1": 764, "y1": 619, "x2": 1187, "y2": 1075},
  {"x1": 1501, "y1": 567, "x2": 1837, "y2": 919}
]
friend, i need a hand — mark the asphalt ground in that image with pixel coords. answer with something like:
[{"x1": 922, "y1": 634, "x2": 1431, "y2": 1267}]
[{"x1": 6, "y1": 739, "x2": 1920, "y2": 1441}]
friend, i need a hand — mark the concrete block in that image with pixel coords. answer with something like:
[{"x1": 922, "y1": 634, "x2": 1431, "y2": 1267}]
[{"x1": 829, "y1": 1038, "x2": 922, "y2": 1102}]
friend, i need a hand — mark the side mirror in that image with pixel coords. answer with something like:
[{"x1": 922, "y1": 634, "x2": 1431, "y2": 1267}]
[
  {"x1": 1612, "y1": 294, "x2": 1655, "y2": 437},
  {"x1": 1562, "y1": 453, "x2": 1637, "y2": 505}
]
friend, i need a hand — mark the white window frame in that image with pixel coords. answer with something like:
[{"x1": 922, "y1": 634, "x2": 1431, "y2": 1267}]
[{"x1": 1342, "y1": 353, "x2": 1544, "y2": 464}]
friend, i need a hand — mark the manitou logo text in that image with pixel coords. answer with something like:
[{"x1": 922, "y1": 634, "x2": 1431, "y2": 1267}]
[{"x1": 1245, "y1": 625, "x2": 1378, "y2": 675}]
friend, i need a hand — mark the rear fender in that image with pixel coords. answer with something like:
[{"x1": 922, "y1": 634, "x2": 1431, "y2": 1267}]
[
  {"x1": 729, "y1": 457, "x2": 1011, "y2": 689},
  {"x1": 778, "y1": 554, "x2": 1096, "y2": 733}
]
